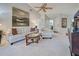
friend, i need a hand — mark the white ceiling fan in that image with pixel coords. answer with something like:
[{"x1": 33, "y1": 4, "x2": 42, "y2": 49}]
[{"x1": 35, "y1": 3, "x2": 53, "y2": 12}]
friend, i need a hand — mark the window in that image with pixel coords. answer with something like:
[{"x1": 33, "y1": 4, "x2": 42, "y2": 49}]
[
  {"x1": 49, "y1": 20, "x2": 53, "y2": 25},
  {"x1": 49, "y1": 20, "x2": 53, "y2": 30}
]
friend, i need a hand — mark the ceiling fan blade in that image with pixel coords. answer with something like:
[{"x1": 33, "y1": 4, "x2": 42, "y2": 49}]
[
  {"x1": 42, "y1": 3, "x2": 47, "y2": 7},
  {"x1": 45, "y1": 7, "x2": 53, "y2": 9},
  {"x1": 38, "y1": 8, "x2": 42, "y2": 12},
  {"x1": 35, "y1": 3, "x2": 53, "y2": 12},
  {"x1": 43, "y1": 8, "x2": 46, "y2": 12},
  {"x1": 35, "y1": 7, "x2": 41, "y2": 8}
]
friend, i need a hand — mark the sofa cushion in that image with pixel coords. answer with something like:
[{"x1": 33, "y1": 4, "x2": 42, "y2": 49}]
[
  {"x1": 41, "y1": 31, "x2": 53, "y2": 38},
  {"x1": 12, "y1": 28, "x2": 18, "y2": 35},
  {"x1": 8, "y1": 34, "x2": 25, "y2": 43}
]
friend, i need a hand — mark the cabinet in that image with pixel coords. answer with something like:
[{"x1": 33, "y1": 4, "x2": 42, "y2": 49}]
[
  {"x1": 0, "y1": 31, "x2": 2, "y2": 44},
  {"x1": 71, "y1": 32, "x2": 79, "y2": 55}
]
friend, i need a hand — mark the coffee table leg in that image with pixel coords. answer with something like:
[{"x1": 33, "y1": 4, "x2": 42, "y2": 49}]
[
  {"x1": 26, "y1": 37, "x2": 29, "y2": 46},
  {"x1": 31, "y1": 39, "x2": 34, "y2": 43},
  {"x1": 26, "y1": 37, "x2": 32, "y2": 46},
  {"x1": 36, "y1": 36, "x2": 40, "y2": 43}
]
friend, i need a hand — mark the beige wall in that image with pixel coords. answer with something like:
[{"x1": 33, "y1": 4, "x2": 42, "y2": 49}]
[
  {"x1": 0, "y1": 3, "x2": 41, "y2": 34},
  {"x1": 0, "y1": 3, "x2": 79, "y2": 34}
]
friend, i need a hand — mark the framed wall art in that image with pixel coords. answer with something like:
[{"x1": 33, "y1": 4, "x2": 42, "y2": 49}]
[
  {"x1": 61, "y1": 18, "x2": 67, "y2": 28},
  {"x1": 12, "y1": 7, "x2": 29, "y2": 27}
]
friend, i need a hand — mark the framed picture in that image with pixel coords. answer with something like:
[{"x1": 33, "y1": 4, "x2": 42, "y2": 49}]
[
  {"x1": 61, "y1": 18, "x2": 67, "y2": 28},
  {"x1": 12, "y1": 7, "x2": 29, "y2": 27}
]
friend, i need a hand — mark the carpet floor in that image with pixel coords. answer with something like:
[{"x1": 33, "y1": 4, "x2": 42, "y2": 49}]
[{"x1": 0, "y1": 33, "x2": 70, "y2": 56}]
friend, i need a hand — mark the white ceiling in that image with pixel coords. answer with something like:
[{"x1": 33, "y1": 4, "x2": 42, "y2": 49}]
[
  {"x1": 29, "y1": 3, "x2": 79, "y2": 18},
  {"x1": 0, "y1": 3, "x2": 79, "y2": 19}
]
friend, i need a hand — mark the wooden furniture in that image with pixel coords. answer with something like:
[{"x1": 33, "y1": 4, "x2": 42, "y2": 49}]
[
  {"x1": 73, "y1": 11, "x2": 79, "y2": 32},
  {"x1": 25, "y1": 33, "x2": 41, "y2": 46},
  {"x1": 69, "y1": 19, "x2": 79, "y2": 55},
  {"x1": 0, "y1": 31, "x2": 3, "y2": 44},
  {"x1": 70, "y1": 32, "x2": 79, "y2": 56},
  {"x1": 70, "y1": 10, "x2": 79, "y2": 56}
]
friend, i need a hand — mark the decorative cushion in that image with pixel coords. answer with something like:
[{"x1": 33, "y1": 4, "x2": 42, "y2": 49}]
[
  {"x1": 12, "y1": 28, "x2": 18, "y2": 35},
  {"x1": 30, "y1": 28, "x2": 35, "y2": 32},
  {"x1": 41, "y1": 31, "x2": 53, "y2": 39},
  {"x1": 8, "y1": 34, "x2": 25, "y2": 43}
]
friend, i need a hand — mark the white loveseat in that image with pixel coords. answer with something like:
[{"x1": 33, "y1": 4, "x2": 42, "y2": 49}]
[
  {"x1": 7, "y1": 28, "x2": 30, "y2": 45},
  {"x1": 8, "y1": 34, "x2": 25, "y2": 45},
  {"x1": 41, "y1": 28, "x2": 53, "y2": 39}
]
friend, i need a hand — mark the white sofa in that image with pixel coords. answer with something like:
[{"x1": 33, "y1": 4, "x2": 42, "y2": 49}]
[
  {"x1": 8, "y1": 34, "x2": 25, "y2": 45},
  {"x1": 7, "y1": 28, "x2": 30, "y2": 45},
  {"x1": 41, "y1": 28, "x2": 53, "y2": 39}
]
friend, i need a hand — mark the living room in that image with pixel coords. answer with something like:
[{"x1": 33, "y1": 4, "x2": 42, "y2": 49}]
[{"x1": 0, "y1": 3, "x2": 79, "y2": 56}]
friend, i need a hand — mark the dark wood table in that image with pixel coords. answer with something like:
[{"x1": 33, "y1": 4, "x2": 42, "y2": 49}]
[{"x1": 25, "y1": 33, "x2": 41, "y2": 46}]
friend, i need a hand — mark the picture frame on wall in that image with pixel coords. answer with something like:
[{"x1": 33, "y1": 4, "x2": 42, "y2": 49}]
[
  {"x1": 12, "y1": 7, "x2": 29, "y2": 27},
  {"x1": 61, "y1": 18, "x2": 67, "y2": 28}
]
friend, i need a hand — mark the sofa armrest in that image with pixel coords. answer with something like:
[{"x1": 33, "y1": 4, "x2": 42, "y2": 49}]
[
  {"x1": 7, "y1": 34, "x2": 25, "y2": 44},
  {"x1": 41, "y1": 31, "x2": 53, "y2": 37}
]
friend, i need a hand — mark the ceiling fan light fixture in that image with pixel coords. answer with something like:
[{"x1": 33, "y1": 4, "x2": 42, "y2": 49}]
[{"x1": 35, "y1": 3, "x2": 53, "y2": 12}]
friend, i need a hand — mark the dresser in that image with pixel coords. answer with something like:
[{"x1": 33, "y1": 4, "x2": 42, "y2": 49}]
[{"x1": 71, "y1": 32, "x2": 79, "y2": 55}]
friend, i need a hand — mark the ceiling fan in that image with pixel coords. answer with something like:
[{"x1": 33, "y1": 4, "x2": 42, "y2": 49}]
[{"x1": 35, "y1": 3, "x2": 53, "y2": 12}]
